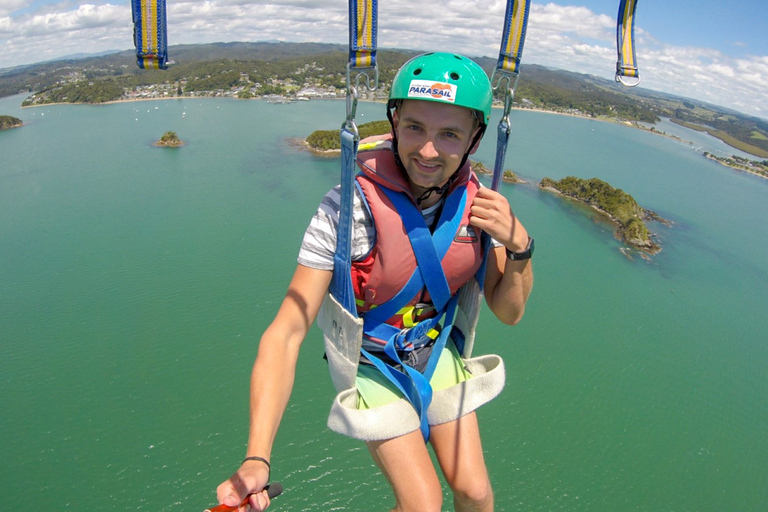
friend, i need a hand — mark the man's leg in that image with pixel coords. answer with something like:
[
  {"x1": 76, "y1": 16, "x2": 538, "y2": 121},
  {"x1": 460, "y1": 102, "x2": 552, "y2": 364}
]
[
  {"x1": 366, "y1": 429, "x2": 444, "y2": 512},
  {"x1": 430, "y1": 412, "x2": 494, "y2": 512}
]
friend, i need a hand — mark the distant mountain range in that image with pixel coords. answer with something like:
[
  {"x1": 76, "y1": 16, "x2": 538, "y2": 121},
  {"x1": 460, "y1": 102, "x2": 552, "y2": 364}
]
[{"x1": 1, "y1": 41, "x2": 766, "y2": 158}]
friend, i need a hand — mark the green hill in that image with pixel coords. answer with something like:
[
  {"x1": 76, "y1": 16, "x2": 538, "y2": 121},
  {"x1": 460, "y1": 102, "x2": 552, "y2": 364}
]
[{"x1": 2, "y1": 41, "x2": 766, "y2": 156}]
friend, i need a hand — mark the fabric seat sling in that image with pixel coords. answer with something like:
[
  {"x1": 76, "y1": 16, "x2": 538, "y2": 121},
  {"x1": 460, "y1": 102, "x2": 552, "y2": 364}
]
[{"x1": 320, "y1": 140, "x2": 506, "y2": 442}]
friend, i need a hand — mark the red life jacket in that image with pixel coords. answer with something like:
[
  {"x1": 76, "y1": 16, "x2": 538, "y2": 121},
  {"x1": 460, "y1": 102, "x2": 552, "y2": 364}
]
[{"x1": 351, "y1": 136, "x2": 483, "y2": 330}]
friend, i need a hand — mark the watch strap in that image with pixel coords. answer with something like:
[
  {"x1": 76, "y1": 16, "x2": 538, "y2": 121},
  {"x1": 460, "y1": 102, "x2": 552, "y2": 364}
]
[{"x1": 505, "y1": 237, "x2": 534, "y2": 261}]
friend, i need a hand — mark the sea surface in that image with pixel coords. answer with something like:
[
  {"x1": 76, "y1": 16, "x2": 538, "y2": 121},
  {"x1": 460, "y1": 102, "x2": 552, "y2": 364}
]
[{"x1": 1, "y1": 93, "x2": 766, "y2": 511}]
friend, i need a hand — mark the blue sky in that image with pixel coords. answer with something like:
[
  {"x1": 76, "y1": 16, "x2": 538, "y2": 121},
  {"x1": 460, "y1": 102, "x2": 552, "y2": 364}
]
[{"x1": 1, "y1": 1, "x2": 766, "y2": 120}]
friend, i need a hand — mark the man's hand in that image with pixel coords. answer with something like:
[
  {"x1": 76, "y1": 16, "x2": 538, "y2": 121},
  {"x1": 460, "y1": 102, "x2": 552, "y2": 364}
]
[
  {"x1": 216, "y1": 461, "x2": 271, "y2": 511},
  {"x1": 469, "y1": 187, "x2": 528, "y2": 252}
]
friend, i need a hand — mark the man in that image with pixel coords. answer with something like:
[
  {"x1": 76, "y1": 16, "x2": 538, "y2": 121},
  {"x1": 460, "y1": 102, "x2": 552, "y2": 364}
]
[{"x1": 216, "y1": 52, "x2": 533, "y2": 512}]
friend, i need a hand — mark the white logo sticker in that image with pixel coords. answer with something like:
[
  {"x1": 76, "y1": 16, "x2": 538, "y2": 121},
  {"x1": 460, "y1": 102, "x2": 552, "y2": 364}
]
[{"x1": 407, "y1": 80, "x2": 457, "y2": 103}]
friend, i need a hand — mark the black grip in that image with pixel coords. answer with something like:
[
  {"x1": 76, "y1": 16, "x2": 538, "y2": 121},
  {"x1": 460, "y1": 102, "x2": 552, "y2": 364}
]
[{"x1": 266, "y1": 482, "x2": 283, "y2": 499}]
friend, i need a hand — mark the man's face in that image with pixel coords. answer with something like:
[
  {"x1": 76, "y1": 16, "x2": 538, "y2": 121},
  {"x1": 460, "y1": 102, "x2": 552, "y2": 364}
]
[{"x1": 392, "y1": 99, "x2": 480, "y2": 205}]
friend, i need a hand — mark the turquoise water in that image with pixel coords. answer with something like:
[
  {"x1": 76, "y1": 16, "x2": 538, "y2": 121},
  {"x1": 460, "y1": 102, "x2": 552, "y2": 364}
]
[{"x1": 1, "y1": 94, "x2": 766, "y2": 511}]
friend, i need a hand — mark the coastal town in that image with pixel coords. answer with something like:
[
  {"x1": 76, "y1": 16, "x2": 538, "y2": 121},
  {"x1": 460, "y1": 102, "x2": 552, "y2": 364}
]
[
  {"x1": 4, "y1": 44, "x2": 767, "y2": 178},
  {"x1": 18, "y1": 60, "x2": 368, "y2": 106},
  {"x1": 25, "y1": 68, "x2": 768, "y2": 179}
]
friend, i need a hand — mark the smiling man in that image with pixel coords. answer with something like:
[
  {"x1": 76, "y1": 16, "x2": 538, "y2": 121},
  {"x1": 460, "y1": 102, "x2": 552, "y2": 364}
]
[{"x1": 216, "y1": 53, "x2": 533, "y2": 512}]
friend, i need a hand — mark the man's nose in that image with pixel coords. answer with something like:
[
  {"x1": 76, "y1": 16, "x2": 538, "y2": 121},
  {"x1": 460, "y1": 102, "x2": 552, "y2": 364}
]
[{"x1": 419, "y1": 139, "x2": 439, "y2": 159}]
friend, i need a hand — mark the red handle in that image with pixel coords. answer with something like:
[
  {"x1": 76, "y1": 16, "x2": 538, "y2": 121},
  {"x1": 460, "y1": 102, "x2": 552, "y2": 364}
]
[{"x1": 204, "y1": 483, "x2": 283, "y2": 512}]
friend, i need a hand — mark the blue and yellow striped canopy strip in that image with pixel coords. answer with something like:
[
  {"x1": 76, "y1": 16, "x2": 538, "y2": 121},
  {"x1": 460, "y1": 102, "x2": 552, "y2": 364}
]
[
  {"x1": 496, "y1": 0, "x2": 530, "y2": 75},
  {"x1": 132, "y1": 0, "x2": 168, "y2": 70},
  {"x1": 616, "y1": 0, "x2": 639, "y2": 85},
  {"x1": 348, "y1": 0, "x2": 377, "y2": 69}
]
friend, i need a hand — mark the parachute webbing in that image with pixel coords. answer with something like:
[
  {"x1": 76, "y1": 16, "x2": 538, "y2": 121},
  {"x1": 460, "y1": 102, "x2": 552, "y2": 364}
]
[
  {"x1": 477, "y1": 0, "x2": 530, "y2": 286},
  {"x1": 495, "y1": 0, "x2": 530, "y2": 75},
  {"x1": 490, "y1": 0, "x2": 530, "y2": 194},
  {"x1": 331, "y1": 0, "x2": 379, "y2": 314},
  {"x1": 616, "y1": 0, "x2": 640, "y2": 86},
  {"x1": 329, "y1": 126, "x2": 360, "y2": 315},
  {"x1": 131, "y1": 0, "x2": 168, "y2": 69},
  {"x1": 348, "y1": 0, "x2": 378, "y2": 69}
]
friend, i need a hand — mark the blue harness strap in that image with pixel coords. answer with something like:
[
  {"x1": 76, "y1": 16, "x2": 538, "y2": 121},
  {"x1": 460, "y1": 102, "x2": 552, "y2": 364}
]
[
  {"x1": 491, "y1": 0, "x2": 530, "y2": 192},
  {"x1": 358, "y1": 185, "x2": 468, "y2": 441},
  {"x1": 330, "y1": 127, "x2": 360, "y2": 316},
  {"x1": 479, "y1": 0, "x2": 532, "y2": 291},
  {"x1": 330, "y1": 0, "x2": 380, "y2": 313}
]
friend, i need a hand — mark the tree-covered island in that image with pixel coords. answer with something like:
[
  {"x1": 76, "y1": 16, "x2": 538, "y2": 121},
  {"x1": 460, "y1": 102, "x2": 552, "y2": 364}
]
[
  {"x1": 0, "y1": 115, "x2": 23, "y2": 130},
  {"x1": 540, "y1": 176, "x2": 665, "y2": 254},
  {"x1": 154, "y1": 131, "x2": 183, "y2": 147},
  {"x1": 471, "y1": 161, "x2": 524, "y2": 183},
  {"x1": 306, "y1": 120, "x2": 391, "y2": 152}
]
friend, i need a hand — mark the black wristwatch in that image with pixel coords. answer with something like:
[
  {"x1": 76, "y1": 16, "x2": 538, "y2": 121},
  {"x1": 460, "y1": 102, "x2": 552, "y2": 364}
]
[{"x1": 505, "y1": 237, "x2": 534, "y2": 261}]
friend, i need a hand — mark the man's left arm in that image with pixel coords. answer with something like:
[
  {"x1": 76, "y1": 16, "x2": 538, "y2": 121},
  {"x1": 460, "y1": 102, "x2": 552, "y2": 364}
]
[{"x1": 469, "y1": 186, "x2": 534, "y2": 325}]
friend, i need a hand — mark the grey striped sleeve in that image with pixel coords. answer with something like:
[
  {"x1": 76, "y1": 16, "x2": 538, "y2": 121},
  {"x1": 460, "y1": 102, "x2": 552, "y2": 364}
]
[{"x1": 297, "y1": 186, "x2": 374, "y2": 270}]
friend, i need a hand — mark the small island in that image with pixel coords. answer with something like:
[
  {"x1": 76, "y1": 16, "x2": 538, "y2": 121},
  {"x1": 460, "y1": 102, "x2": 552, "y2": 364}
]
[
  {"x1": 540, "y1": 176, "x2": 665, "y2": 255},
  {"x1": 154, "y1": 131, "x2": 183, "y2": 148},
  {"x1": 472, "y1": 161, "x2": 524, "y2": 183},
  {"x1": 0, "y1": 115, "x2": 23, "y2": 131}
]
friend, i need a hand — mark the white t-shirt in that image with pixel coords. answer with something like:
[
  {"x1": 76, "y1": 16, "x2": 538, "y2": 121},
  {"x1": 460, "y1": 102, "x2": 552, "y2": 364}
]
[{"x1": 298, "y1": 185, "x2": 446, "y2": 270}]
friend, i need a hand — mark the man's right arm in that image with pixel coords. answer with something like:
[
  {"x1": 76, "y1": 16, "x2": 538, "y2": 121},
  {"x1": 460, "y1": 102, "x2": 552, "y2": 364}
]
[{"x1": 216, "y1": 264, "x2": 333, "y2": 511}]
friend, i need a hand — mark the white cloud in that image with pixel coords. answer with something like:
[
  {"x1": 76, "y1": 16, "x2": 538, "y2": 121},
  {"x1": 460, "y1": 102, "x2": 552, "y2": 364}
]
[
  {"x1": 532, "y1": 2, "x2": 614, "y2": 40},
  {"x1": 0, "y1": 0, "x2": 29, "y2": 18},
  {"x1": 0, "y1": 1, "x2": 766, "y2": 119},
  {"x1": 1, "y1": 3, "x2": 127, "y2": 38}
]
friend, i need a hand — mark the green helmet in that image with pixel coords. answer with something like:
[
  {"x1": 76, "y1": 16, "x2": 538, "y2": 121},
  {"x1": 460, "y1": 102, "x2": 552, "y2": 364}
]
[{"x1": 389, "y1": 52, "x2": 493, "y2": 126}]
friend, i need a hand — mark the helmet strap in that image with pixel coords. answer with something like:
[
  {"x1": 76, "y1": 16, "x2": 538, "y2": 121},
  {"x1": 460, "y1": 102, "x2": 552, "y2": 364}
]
[
  {"x1": 386, "y1": 104, "x2": 405, "y2": 170},
  {"x1": 456, "y1": 124, "x2": 487, "y2": 176}
]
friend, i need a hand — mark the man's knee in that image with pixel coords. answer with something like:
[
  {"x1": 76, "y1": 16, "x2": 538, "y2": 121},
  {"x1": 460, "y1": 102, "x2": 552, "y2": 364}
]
[
  {"x1": 393, "y1": 484, "x2": 443, "y2": 512},
  {"x1": 453, "y1": 479, "x2": 493, "y2": 510}
]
